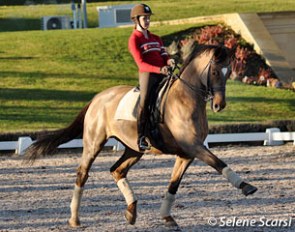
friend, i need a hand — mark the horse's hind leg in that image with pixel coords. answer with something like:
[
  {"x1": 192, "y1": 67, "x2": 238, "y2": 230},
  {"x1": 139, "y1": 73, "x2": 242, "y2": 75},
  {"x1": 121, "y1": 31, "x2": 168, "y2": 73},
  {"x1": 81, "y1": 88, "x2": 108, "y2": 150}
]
[
  {"x1": 110, "y1": 147, "x2": 143, "y2": 225},
  {"x1": 68, "y1": 132, "x2": 107, "y2": 227},
  {"x1": 193, "y1": 145, "x2": 257, "y2": 196}
]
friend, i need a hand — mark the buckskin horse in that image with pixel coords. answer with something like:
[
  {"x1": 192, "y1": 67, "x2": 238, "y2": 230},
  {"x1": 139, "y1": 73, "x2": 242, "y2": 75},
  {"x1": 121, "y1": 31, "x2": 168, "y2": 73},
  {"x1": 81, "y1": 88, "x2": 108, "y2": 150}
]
[{"x1": 25, "y1": 43, "x2": 257, "y2": 228}]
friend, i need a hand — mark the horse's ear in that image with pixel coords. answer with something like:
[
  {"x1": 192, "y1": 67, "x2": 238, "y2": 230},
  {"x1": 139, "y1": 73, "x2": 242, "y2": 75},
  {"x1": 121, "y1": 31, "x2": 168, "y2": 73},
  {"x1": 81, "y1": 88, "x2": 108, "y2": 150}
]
[
  {"x1": 213, "y1": 46, "x2": 222, "y2": 58},
  {"x1": 213, "y1": 46, "x2": 227, "y2": 62},
  {"x1": 227, "y1": 44, "x2": 237, "y2": 60}
]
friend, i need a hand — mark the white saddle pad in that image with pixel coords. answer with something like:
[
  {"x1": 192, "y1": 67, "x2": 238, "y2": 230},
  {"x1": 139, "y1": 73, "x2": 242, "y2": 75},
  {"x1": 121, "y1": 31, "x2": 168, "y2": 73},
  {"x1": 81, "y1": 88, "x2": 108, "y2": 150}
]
[{"x1": 114, "y1": 87, "x2": 139, "y2": 121}]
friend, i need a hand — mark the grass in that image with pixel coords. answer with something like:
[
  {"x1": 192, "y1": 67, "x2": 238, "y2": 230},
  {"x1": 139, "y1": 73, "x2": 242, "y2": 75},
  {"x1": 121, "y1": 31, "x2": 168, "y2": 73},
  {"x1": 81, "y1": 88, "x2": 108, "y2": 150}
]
[
  {"x1": 207, "y1": 81, "x2": 295, "y2": 124},
  {"x1": 0, "y1": 1, "x2": 294, "y2": 133},
  {"x1": 1, "y1": 0, "x2": 295, "y2": 31},
  {"x1": 0, "y1": 27, "x2": 137, "y2": 132}
]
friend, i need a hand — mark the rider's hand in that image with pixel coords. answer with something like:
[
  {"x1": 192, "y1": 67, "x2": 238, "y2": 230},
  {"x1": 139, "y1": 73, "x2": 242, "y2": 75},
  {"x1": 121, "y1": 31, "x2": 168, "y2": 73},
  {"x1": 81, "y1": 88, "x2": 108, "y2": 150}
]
[
  {"x1": 160, "y1": 66, "x2": 170, "y2": 75},
  {"x1": 167, "y1": 59, "x2": 175, "y2": 68}
]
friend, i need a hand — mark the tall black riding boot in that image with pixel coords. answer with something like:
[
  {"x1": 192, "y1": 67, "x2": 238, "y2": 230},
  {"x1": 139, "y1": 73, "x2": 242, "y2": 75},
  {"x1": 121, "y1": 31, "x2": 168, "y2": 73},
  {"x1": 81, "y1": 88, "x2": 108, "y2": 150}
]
[{"x1": 137, "y1": 107, "x2": 151, "y2": 151}]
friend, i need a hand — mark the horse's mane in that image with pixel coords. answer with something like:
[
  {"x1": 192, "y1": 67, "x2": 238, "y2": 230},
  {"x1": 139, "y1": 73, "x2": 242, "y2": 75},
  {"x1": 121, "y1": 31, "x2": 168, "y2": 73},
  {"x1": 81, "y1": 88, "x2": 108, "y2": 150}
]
[{"x1": 179, "y1": 42, "x2": 227, "y2": 76}]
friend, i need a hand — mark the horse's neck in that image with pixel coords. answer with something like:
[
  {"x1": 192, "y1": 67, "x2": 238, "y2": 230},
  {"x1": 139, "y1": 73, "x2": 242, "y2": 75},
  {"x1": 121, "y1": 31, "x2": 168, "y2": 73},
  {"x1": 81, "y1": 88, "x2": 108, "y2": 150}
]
[
  {"x1": 167, "y1": 72, "x2": 208, "y2": 134},
  {"x1": 181, "y1": 54, "x2": 210, "y2": 88},
  {"x1": 177, "y1": 58, "x2": 207, "y2": 102},
  {"x1": 170, "y1": 75, "x2": 207, "y2": 117}
]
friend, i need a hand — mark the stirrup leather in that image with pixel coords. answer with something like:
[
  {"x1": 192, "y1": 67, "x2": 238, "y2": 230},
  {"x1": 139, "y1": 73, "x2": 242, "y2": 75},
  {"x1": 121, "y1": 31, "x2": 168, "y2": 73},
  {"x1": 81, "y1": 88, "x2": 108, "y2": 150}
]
[{"x1": 138, "y1": 136, "x2": 151, "y2": 150}]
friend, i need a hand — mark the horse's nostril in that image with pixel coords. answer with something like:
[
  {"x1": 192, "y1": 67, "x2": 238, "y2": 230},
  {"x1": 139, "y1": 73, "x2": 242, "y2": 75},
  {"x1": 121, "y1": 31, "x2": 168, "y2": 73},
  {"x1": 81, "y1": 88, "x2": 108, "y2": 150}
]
[{"x1": 214, "y1": 104, "x2": 220, "y2": 111}]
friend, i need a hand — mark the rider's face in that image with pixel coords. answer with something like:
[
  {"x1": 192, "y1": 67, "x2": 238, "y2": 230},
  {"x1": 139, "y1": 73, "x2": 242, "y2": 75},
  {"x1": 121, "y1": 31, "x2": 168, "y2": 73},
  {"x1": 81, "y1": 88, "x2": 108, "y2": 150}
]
[{"x1": 138, "y1": 15, "x2": 150, "y2": 30}]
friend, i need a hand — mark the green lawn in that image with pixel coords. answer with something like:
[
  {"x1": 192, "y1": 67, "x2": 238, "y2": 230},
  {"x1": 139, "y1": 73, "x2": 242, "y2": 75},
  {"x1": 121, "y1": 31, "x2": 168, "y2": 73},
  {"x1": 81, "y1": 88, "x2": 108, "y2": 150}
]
[
  {"x1": 207, "y1": 81, "x2": 295, "y2": 124},
  {"x1": 1, "y1": 0, "x2": 295, "y2": 31},
  {"x1": 0, "y1": 1, "x2": 294, "y2": 133}
]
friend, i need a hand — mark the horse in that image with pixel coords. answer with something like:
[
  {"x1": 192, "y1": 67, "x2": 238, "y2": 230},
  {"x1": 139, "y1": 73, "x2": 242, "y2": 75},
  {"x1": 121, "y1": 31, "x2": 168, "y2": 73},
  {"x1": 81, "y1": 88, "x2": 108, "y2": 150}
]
[{"x1": 24, "y1": 42, "x2": 257, "y2": 228}]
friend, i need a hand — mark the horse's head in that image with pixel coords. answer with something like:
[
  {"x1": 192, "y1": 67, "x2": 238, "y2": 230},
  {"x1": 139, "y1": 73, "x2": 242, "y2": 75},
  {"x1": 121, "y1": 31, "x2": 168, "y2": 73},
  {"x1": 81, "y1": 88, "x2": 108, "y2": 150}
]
[
  {"x1": 178, "y1": 43, "x2": 232, "y2": 112},
  {"x1": 206, "y1": 46, "x2": 232, "y2": 112}
]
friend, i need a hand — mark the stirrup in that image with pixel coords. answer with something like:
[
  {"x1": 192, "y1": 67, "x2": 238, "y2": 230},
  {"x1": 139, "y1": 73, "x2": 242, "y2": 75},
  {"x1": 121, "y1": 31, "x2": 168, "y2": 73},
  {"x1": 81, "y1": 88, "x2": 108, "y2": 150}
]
[{"x1": 138, "y1": 136, "x2": 151, "y2": 151}]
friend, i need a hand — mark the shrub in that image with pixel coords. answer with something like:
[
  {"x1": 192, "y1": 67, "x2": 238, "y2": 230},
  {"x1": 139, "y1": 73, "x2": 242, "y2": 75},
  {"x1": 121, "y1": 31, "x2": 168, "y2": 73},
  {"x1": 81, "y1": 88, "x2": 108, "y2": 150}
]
[{"x1": 172, "y1": 25, "x2": 283, "y2": 88}]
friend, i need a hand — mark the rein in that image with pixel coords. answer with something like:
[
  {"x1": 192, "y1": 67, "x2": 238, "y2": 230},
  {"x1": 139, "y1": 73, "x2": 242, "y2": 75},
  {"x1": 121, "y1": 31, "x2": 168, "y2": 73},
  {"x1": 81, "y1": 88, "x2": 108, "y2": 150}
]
[
  {"x1": 171, "y1": 51, "x2": 229, "y2": 102},
  {"x1": 172, "y1": 59, "x2": 215, "y2": 102},
  {"x1": 154, "y1": 56, "x2": 223, "y2": 123}
]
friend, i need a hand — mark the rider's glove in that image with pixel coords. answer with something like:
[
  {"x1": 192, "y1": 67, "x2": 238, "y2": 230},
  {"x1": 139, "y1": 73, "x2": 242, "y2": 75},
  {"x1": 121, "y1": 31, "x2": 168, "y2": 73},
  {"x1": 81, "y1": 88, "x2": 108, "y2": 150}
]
[
  {"x1": 167, "y1": 59, "x2": 176, "y2": 68},
  {"x1": 160, "y1": 66, "x2": 170, "y2": 75}
]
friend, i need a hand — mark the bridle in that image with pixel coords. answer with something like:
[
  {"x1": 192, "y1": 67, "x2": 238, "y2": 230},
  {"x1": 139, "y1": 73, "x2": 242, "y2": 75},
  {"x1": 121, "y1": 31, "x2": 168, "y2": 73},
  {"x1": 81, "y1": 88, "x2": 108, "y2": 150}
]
[
  {"x1": 171, "y1": 56, "x2": 230, "y2": 102},
  {"x1": 158, "y1": 56, "x2": 229, "y2": 123},
  {"x1": 158, "y1": 48, "x2": 230, "y2": 122}
]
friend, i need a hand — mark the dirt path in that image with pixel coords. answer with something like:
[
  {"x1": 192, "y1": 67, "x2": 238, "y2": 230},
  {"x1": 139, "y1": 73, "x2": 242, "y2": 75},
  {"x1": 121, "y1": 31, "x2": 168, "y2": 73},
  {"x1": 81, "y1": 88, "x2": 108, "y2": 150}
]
[{"x1": 0, "y1": 144, "x2": 294, "y2": 232}]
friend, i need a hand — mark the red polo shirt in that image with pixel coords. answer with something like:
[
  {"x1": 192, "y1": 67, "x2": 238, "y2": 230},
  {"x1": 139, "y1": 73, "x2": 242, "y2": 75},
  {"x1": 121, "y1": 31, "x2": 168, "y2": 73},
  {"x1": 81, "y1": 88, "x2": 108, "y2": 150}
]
[{"x1": 128, "y1": 29, "x2": 169, "y2": 74}]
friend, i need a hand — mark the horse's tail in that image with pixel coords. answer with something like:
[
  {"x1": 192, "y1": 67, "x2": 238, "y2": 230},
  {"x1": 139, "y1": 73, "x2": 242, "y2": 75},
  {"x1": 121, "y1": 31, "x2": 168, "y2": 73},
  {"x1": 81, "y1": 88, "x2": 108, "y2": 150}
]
[{"x1": 24, "y1": 102, "x2": 91, "y2": 164}]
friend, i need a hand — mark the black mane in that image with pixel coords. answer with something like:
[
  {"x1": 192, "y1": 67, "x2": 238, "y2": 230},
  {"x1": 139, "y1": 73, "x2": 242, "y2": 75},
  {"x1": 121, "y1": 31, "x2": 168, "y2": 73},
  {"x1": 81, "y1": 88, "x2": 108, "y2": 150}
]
[{"x1": 179, "y1": 42, "x2": 227, "y2": 75}]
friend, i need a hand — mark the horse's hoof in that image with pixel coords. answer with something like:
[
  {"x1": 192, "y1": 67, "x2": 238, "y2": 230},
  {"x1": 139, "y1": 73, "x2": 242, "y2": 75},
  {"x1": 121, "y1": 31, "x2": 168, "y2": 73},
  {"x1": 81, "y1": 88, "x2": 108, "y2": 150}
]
[
  {"x1": 163, "y1": 216, "x2": 179, "y2": 228},
  {"x1": 68, "y1": 218, "x2": 81, "y2": 228},
  {"x1": 125, "y1": 201, "x2": 137, "y2": 225},
  {"x1": 241, "y1": 183, "x2": 257, "y2": 196}
]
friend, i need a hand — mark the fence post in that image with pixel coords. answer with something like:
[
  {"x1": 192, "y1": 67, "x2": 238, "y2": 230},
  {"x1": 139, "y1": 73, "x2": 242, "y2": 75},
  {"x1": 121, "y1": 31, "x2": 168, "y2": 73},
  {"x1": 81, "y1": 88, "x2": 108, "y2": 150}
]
[
  {"x1": 16, "y1": 137, "x2": 33, "y2": 156},
  {"x1": 113, "y1": 142, "x2": 124, "y2": 151},
  {"x1": 264, "y1": 128, "x2": 284, "y2": 146},
  {"x1": 203, "y1": 137, "x2": 209, "y2": 149}
]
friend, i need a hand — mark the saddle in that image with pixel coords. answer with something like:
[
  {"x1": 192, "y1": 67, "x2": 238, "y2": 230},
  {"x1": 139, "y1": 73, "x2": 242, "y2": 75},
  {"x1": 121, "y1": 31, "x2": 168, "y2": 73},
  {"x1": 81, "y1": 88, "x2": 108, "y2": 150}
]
[{"x1": 114, "y1": 75, "x2": 177, "y2": 151}]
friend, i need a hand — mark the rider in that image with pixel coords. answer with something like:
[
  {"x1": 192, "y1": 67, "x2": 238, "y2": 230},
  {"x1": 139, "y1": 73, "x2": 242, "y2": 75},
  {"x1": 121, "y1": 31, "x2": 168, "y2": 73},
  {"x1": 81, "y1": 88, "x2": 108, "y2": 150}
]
[{"x1": 128, "y1": 3, "x2": 174, "y2": 151}]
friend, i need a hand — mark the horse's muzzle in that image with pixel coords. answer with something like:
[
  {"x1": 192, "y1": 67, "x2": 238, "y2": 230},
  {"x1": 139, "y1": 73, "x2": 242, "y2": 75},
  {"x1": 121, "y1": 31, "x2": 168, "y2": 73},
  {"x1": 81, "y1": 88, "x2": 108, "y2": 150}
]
[{"x1": 211, "y1": 93, "x2": 226, "y2": 112}]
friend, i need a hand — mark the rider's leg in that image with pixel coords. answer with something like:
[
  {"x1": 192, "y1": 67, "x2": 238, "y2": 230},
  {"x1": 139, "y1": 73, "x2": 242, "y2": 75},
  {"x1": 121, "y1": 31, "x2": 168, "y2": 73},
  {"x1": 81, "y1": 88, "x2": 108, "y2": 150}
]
[
  {"x1": 137, "y1": 72, "x2": 165, "y2": 150},
  {"x1": 137, "y1": 72, "x2": 150, "y2": 150},
  {"x1": 137, "y1": 72, "x2": 154, "y2": 150}
]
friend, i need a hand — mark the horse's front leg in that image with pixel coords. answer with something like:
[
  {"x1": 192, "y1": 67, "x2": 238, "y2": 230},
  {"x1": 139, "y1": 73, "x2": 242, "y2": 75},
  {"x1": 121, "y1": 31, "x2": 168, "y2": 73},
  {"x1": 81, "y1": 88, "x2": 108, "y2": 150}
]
[
  {"x1": 193, "y1": 144, "x2": 257, "y2": 196},
  {"x1": 110, "y1": 148, "x2": 143, "y2": 225},
  {"x1": 160, "y1": 156, "x2": 194, "y2": 228}
]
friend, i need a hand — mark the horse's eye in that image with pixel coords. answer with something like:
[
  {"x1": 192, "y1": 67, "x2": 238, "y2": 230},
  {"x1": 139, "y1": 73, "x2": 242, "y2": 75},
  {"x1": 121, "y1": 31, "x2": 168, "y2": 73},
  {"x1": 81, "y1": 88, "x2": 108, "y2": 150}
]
[{"x1": 212, "y1": 70, "x2": 218, "y2": 76}]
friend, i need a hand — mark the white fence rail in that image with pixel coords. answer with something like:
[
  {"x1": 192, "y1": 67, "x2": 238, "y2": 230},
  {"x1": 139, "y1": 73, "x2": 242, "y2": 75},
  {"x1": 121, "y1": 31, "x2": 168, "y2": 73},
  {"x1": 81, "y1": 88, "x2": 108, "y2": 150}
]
[
  {"x1": 0, "y1": 128, "x2": 294, "y2": 156},
  {"x1": 203, "y1": 128, "x2": 295, "y2": 148}
]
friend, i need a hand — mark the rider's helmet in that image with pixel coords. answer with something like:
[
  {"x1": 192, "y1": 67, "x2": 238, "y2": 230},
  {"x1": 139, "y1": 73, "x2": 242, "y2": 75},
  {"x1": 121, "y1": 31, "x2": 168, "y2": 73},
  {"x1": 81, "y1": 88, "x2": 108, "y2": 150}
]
[{"x1": 130, "y1": 4, "x2": 153, "y2": 21}]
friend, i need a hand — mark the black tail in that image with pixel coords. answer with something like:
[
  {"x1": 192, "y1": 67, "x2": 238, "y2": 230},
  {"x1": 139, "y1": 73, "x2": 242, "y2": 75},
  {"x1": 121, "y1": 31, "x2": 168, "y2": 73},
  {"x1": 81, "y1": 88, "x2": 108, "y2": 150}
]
[{"x1": 24, "y1": 102, "x2": 91, "y2": 164}]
